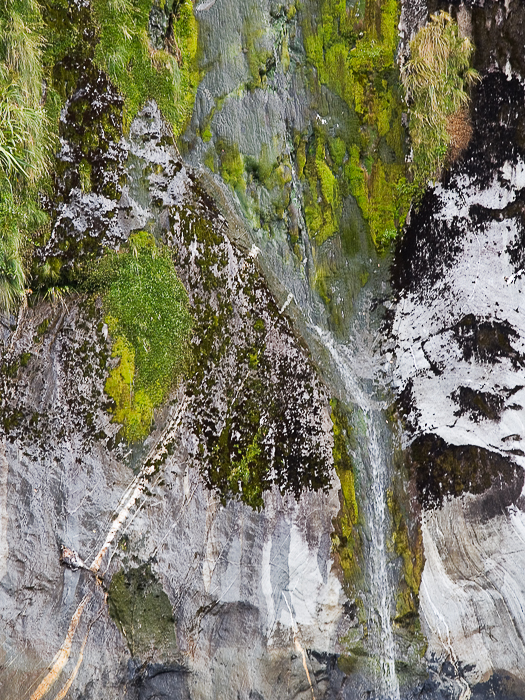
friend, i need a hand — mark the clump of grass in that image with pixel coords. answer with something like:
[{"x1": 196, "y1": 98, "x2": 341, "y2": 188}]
[
  {"x1": 93, "y1": 231, "x2": 193, "y2": 441},
  {"x1": 401, "y1": 11, "x2": 478, "y2": 188},
  {"x1": 0, "y1": 0, "x2": 52, "y2": 313}
]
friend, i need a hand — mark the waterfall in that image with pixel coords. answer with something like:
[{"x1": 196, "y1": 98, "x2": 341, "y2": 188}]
[{"x1": 314, "y1": 326, "x2": 400, "y2": 700}]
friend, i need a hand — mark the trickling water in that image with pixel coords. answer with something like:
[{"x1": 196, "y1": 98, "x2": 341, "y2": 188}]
[{"x1": 315, "y1": 326, "x2": 400, "y2": 700}]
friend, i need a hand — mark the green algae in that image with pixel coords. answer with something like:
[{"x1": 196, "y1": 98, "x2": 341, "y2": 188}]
[{"x1": 108, "y1": 563, "x2": 177, "y2": 659}]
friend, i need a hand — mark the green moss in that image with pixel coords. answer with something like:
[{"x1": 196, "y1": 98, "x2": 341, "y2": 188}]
[
  {"x1": 204, "y1": 148, "x2": 216, "y2": 172},
  {"x1": 89, "y1": 231, "x2": 192, "y2": 442},
  {"x1": 303, "y1": 133, "x2": 340, "y2": 244},
  {"x1": 328, "y1": 136, "x2": 346, "y2": 167},
  {"x1": 242, "y1": 17, "x2": 273, "y2": 90},
  {"x1": 107, "y1": 563, "x2": 177, "y2": 659},
  {"x1": 296, "y1": 140, "x2": 307, "y2": 177},
  {"x1": 92, "y1": 0, "x2": 199, "y2": 134},
  {"x1": 78, "y1": 158, "x2": 92, "y2": 193},
  {"x1": 217, "y1": 139, "x2": 245, "y2": 191},
  {"x1": 387, "y1": 489, "x2": 424, "y2": 630},
  {"x1": 301, "y1": 0, "x2": 410, "y2": 249},
  {"x1": 330, "y1": 399, "x2": 361, "y2": 589},
  {"x1": 105, "y1": 335, "x2": 155, "y2": 442}
]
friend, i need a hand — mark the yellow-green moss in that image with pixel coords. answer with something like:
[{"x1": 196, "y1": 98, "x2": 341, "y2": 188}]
[
  {"x1": 387, "y1": 489, "x2": 424, "y2": 628},
  {"x1": 92, "y1": 232, "x2": 192, "y2": 442},
  {"x1": 218, "y1": 140, "x2": 246, "y2": 191},
  {"x1": 105, "y1": 334, "x2": 155, "y2": 442},
  {"x1": 92, "y1": 0, "x2": 199, "y2": 134},
  {"x1": 331, "y1": 399, "x2": 361, "y2": 588},
  {"x1": 301, "y1": 0, "x2": 410, "y2": 249}
]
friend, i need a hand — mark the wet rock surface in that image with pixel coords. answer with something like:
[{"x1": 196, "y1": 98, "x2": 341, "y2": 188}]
[
  {"x1": 0, "y1": 103, "x2": 351, "y2": 700},
  {"x1": 391, "y1": 11, "x2": 525, "y2": 692}
]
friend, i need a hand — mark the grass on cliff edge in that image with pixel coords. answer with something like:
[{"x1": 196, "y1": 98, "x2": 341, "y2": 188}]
[
  {"x1": 402, "y1": 11, "x2": 478, "y2": 189},
  {"x1": 90, "y1": 231, "x2": 193, "y2": 442}
]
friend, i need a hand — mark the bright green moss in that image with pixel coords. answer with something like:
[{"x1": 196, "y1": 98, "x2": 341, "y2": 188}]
[
  {"x1": 92, "y1": 0, "x2": 199, "y2": 134},
  {"x1": 328, "y1": 136, "x2": 346, "y2": 167},
  {"x1": 218, "y1": 140, "x2": 246, "y2": 191},
  {"x1": 93, "y1": 231, "x2": 192, "y2": 442},
  {"x1": 301, "y1": 0, "x2": 410, "y2": 249},
  {"x1": 303, "y1": 133, "x2": 340, "y2": 244},
  {"x1": 105, "y1": 335, "x2": 155, "y2": 442}
]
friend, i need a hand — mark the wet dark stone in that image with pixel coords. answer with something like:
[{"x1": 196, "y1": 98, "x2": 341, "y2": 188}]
[
  {"x1": 470, "y1": 670, "x2": 525, "y2": 700},
  {"x1": 127, "y1": 661, "x2": 190, "y2": 700},
  {"x1": 451, "y1": 314, "x2": 524, "y2": 368},
  {"x1": 408, "y1": 434, "x2": 524, "y2": 509},
  {"x1": 451, "y1": 386, "x2": 505, "y2": 422}
]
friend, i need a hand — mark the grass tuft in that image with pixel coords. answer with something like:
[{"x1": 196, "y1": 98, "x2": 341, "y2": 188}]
[{"x1": 401, "y1": 11, "x2": 478, "y2": 188}]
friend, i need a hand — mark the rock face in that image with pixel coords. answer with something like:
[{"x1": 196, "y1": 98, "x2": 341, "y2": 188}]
[
  {"x1": 7, "y1": 0, "x2": 525, "y2": 698},
  {"x1": 391, "y1": 18, "x2": 525, "y2": 695},
  {"x1": 0, "y1": 102, "x2": 355, "y2": 700}
]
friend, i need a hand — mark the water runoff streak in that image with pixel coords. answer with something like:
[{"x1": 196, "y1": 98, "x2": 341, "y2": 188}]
[{"x1": 315, "y1": 326, "x2": 400, "y2": 700}]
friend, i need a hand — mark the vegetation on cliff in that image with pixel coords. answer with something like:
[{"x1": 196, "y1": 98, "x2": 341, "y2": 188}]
[
  {"x1": 0, "y1": 0, "x2": 199, "y2": 314},
  {"x1": 0, "y1": 0, "x2": 52, "y2": 311},
  {"x1": 402, "y1": 11, "x2": 478, "y2": 188},
  {"x1": 330, "y1": 399, "x2": 361, "y2": 587},
  {"x1": 92, "y1": 0, "x2": 199, "y2": 132},
  {"x1": 89, "y1": 231, "x2": 193, "y2": 442},
  {"x1": 302, "y1": 0, "x2": 410, "y2": 249}
]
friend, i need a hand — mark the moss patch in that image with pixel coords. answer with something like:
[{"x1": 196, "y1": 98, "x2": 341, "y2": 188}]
[
  {"x1": 330, "y1": 399, "x2": 361, "y2": 589},
  {"x1": 108, "y1": 563, "x2": 177, "y2": 659},
  {"x1": 301, "y1": 0, "x2": 410, "y2": 248},
  {"x1": 92, "y1": 0, "x2": 199, "y2": 134},
  {"x1": 90, "y1": 231, "x2": 193, "y2": 442},
  {"x1": 387, "y1": 489, "x2": 423, "y2": 629}
]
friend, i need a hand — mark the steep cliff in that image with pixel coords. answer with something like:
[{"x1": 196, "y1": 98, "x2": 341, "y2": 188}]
[{"x1": 2, "y1": 0, "x2": 525, "y2": 699}]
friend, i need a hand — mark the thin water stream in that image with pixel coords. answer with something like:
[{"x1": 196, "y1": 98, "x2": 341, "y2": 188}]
[{"x1": 314, "y1": 326, "x2": 400, "y2": 700}]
